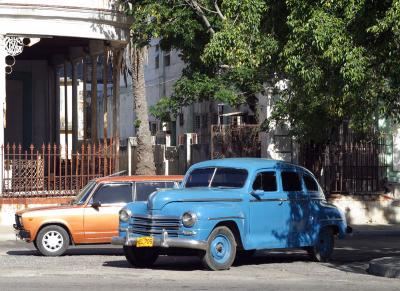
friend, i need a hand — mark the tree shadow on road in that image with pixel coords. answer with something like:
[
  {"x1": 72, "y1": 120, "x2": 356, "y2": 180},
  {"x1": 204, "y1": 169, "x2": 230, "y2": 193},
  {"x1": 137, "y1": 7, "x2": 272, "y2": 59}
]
[
  {"x1": 327, "y1": 242, "x2": 400, "y2": 274},
  {"x1": 103, "y1": 256, "x2": 204, "y2": 271},
  {"x1": 103, "y1": 251, "x2": 314, "y2": 271},
  {"x1": 7, "y1": 247, "x2": 124, "y2": 257}
]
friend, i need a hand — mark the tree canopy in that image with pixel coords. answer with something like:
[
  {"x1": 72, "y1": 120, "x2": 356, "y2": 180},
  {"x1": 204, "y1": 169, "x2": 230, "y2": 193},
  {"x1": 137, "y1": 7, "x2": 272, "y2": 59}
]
[{"x1": 122, "y1": 0, "x2": 400, "y2": 143}]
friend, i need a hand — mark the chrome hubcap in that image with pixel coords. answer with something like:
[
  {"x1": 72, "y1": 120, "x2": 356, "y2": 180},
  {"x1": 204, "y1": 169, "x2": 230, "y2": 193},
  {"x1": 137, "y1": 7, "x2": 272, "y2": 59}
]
[{"x1": 42, "y1": 231, "x2": 63, "y2": 252}]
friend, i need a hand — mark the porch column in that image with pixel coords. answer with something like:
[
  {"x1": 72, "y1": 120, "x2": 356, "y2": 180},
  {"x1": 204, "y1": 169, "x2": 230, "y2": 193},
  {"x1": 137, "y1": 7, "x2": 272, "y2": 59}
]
[
  {"x1": 64, "y1": 61, "x2": 68, "y2": 148},
  {"x1": 103, "y1": 48, "x2": 108, "y2": 139},
  {"x1": 82, "y1": 58, "x2": 87, "y2": 141},
  {"x1": 71, "y1": 61, "x2": 78, "y2": 153},
  {"x1": 91, "y1": 55, "x2": 98, "y2": 141},
  {"x1": 112, "y1": 49, "x2": 123, "y2": 172},
  {"x1": 0, "y1": 35, "x2": 5, "y2": 192}
]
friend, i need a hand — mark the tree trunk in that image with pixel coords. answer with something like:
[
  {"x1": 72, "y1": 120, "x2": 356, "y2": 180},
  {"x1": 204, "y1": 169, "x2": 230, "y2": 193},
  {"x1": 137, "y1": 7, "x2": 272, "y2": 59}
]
[{"x1": 131, "y1": 45, "x2": 156, "y2": 175}]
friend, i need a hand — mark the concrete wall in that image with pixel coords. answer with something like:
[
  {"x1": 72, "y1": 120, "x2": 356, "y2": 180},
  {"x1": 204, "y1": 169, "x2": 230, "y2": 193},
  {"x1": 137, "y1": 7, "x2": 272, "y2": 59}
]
[
  {"x1": 329, "y1": 194, "x2": 400, "y2": 225},
  {"x1": 0, "y1": 197, "x2": 72, "y2": 226}
]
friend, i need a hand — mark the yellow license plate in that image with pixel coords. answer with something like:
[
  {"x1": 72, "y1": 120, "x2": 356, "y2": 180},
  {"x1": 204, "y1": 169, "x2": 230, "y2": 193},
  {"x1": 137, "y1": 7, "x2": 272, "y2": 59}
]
[{"x1": 136, "y1": 236, "x2": 153, "y2": 247}]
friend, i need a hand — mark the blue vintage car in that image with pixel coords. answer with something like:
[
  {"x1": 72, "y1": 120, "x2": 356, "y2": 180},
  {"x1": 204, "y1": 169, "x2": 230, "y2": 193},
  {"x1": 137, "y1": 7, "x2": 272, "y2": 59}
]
[{"x1": 112, "y1": 158, "x2": 351, "y2": 270}]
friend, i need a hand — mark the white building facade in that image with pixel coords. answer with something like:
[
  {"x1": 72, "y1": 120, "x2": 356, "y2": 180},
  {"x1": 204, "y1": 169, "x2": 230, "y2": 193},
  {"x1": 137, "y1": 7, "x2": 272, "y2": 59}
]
[{"x1": 0, "y1": 0, "x2": 130, "y2": 190}]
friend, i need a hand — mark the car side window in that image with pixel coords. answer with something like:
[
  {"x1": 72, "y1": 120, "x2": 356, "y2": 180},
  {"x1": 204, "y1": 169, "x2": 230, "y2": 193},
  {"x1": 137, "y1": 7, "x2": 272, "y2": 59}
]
[
  {"x1": 281, "y1": 171, "x2": 302, "y2": 192},
  {"x1": 92, "y1": 183, "x2": 133, "y2": 204},
  {"x1": 135, "y1": 181, "x2": 176, "y2": 201},
  {"x1": 252, "y1": 172, "x2": 277, "y2": 192},
  {"x1": 303, "y1": 174, "x2": 319, "y2": 192}
]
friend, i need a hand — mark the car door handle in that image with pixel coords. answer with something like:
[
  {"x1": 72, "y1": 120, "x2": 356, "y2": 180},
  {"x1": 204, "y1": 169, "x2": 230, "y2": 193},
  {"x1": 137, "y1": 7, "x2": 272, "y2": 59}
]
[{"x1": 278, "y1": 200, "x2": 284, "y2": 206}]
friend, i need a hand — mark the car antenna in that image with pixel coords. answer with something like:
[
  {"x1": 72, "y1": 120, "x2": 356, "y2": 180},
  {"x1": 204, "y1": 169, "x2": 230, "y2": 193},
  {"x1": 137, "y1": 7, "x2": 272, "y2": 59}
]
[{"x1": 107, "y1": 170, "x2": 127, "y2": 177}]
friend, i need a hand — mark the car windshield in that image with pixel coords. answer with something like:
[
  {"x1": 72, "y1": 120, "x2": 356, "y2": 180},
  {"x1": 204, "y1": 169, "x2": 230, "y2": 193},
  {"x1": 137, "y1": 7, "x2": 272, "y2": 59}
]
[
  {"x1": 72, "y1": 181, "x2": 96, "y2": 205},
  {"x1": 185, "y1": 167, "x2": 248, "y2": 188}
]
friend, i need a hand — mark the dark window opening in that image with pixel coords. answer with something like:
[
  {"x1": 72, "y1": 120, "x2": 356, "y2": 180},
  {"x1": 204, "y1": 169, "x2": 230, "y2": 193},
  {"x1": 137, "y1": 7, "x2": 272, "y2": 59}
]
[
  {"x1": 303, "y1": 174, "x2": 319, "y2": 191},
  {"x1": 281, "y1": 171, "x2": 302, "y2": 192},
  {"x1": 92, "y1": 183, "x2": 132, "y2": 204},
  {"x1": 179, "y1": 113, "x2": 184, "y2": 126},
  {"x1": 164, "y1": 53, "x2": 170, "y2": 66},
  {"x1": 252, "y1": 172, "x2": 277, "y2": 192}
]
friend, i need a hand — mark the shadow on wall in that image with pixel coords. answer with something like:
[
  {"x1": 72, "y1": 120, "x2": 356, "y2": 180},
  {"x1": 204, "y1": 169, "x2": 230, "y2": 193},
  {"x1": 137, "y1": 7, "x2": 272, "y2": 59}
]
[{"x1": 332, "y1": 195, "x2": 400, "y2": 225}]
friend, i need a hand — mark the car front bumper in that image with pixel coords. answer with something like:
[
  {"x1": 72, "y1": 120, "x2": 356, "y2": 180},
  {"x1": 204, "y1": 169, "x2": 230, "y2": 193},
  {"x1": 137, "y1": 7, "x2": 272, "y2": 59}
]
[
  {"x1": 13, "y1": 225, "x2": 31, "y2": 241},
  {"x1": 111, "y1": 229, "x2": 207, "y2": 251}
]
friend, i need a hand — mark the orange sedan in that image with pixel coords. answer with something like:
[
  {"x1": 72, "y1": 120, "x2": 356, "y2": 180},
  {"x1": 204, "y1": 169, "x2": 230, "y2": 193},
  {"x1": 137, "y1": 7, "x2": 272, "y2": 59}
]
[{"x1": 14, "y1": 175, "x2": 182, "y2": 256}]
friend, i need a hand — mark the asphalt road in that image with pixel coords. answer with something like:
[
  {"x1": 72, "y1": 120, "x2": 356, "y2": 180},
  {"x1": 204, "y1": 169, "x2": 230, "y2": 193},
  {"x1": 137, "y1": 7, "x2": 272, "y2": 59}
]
[{"x1": 0, "y1": 235, "x2": 399, "y2": 291}]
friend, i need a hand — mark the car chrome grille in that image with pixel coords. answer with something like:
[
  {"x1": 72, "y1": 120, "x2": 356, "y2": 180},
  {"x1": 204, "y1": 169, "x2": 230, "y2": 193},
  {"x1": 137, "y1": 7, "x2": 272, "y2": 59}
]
[{"x1": 131, "y1": 215, "x2": 181, "y2": 237}]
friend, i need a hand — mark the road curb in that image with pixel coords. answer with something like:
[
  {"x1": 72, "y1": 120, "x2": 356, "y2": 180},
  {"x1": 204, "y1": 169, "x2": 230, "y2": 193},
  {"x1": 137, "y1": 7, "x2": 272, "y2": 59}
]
[
  {"x1": 368, "y1": 257, "x2": 400, "y2": 279},
  {"x1": 353, "y1": 230, "x2": 400, "y2": 236}
]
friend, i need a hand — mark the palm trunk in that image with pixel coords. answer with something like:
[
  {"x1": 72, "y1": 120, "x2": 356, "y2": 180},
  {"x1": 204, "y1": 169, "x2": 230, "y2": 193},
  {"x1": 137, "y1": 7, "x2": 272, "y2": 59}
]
[{"x1": 131, "y1": 45, "x2": 156, "y2": 175}]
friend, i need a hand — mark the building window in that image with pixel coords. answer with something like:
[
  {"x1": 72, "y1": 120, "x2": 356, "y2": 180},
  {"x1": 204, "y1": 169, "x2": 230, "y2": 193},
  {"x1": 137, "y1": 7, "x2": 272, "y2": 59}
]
[
  {"x1": 163, "y1": 52, "x2": 170, "y2": 67},
  {"x1": 194, "y1": 115, "x2": 201, "y2": 130},
  {"x1": 179, "y1": 113, "x2": 184, "y2": 126},
  {"x1": 212, "y1": 113, "x2": 218, "y2": 125},
  {"x1": 202, "y1": 114, "x2": 208, "y2": 128},
  {"x1": 149, "y1": 122, "x2": 157, "y2": 135},
  {"x1": 154, "y1": 44, "x2": 160, "y2": 69}
]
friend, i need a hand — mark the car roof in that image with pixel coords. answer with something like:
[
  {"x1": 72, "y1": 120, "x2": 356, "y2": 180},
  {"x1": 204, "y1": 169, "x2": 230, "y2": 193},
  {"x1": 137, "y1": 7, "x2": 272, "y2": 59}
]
[
  {"x1": 191, "y1": 158, "x2": 312, "y2": 174},
  {"x1": 95, "y1": 175, "x2": 183, "y2": 184}
]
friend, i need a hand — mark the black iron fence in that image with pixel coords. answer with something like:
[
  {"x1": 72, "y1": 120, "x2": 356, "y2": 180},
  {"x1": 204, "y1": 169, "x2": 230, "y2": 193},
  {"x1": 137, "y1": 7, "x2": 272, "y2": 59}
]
[{"x1": 299, "y1": 139, "x2": 390, "y2": 195}]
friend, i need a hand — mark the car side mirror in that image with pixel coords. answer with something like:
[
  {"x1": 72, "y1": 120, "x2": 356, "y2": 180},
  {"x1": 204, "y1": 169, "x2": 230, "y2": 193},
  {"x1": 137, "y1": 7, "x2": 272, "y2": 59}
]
[
  {"x1": 250, "y1": 189, "x2": 265, "y2": 198},
  {"x1": 92, "y1": 201, "x2": 101, "y2": 209}
]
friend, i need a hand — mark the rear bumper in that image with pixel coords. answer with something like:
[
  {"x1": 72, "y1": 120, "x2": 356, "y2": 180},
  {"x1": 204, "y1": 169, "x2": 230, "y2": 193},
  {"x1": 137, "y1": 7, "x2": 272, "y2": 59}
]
[{"x1": 112, "y1": 229, "x2": 207, "y2": 251}]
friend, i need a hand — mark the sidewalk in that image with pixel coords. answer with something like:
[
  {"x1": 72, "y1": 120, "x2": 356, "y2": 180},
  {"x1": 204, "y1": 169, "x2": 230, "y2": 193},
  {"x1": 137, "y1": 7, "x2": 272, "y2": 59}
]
[{"x1": 0, "y1": 224, "x2": 15, "y2": 241}]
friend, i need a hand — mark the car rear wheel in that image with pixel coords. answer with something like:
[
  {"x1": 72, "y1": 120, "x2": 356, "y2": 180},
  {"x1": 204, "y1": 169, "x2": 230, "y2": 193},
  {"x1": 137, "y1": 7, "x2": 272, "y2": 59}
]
[
  {"x1": 36, "y1": 225, "x2": 70, "y2": 256},
  {"x1": 201, "y1": 226, "x2": 237, "y2": 271},
  {"x1": 307, "y1": 227, "x2": 334, "y2": 262},
  {"x1": 123, "y1": 246, "x2": 159, "y2": 268}
]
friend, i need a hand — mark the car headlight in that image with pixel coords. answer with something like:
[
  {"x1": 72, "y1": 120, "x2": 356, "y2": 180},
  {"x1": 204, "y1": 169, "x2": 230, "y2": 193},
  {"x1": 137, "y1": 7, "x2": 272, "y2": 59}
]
[
  {"x1": 119, "y1": 208, "x2": 132, "y2": 222},
  {"x1": 182, "y1": 212, "x2": 197, "y2": 228}
]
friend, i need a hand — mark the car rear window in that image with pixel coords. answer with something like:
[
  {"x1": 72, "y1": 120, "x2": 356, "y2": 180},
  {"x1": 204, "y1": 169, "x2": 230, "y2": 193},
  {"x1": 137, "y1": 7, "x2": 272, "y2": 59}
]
[
  {"x1": 303, "y1": 174, "x2": 319, "y2": 191},
  {"x1": 135, "y1": 181, "x2": 176, "y2": 201}
]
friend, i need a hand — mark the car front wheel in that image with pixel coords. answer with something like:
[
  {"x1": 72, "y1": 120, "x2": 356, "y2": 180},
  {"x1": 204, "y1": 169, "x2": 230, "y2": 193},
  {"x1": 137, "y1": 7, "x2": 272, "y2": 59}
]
[
  {"x1": 36, "y1": 225, "x2": 70, "y2": 256},
  {"x1": 307, "y1": 227, "x2": 334, "y2": 262},
  {"x1": 123, "y1": 246, "x2": 159, "y2": 268},
  {"x1": 201, "y1": 226, "x2": 237, "y2": 271}
]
